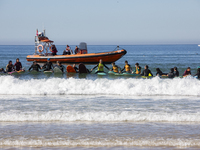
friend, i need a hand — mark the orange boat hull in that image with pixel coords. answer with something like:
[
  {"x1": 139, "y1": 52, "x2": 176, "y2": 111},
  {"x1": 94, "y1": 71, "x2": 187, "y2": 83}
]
[{"x1": 26, "y1": 49, "x2": 126, "y2": 64}]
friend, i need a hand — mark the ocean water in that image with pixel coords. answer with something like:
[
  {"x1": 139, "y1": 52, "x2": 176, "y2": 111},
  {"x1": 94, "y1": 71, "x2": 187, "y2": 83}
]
[{"x1": 0, "y1": 45, "x2": 200, "y2": 150}]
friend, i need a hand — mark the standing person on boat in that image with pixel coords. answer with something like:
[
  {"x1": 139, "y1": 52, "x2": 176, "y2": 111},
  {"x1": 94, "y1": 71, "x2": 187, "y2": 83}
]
[
  {"x1": 91, "y1": 59, "x2": 109, "y2": 74},
  {"x1": 121, "y1": 60, "x2": 132, "y2": 73},
  {"x1": 183, "y1": 67, "x2": 191, "y2": 77},
  {"x1": 73, "y1": 64, "x2": 79, "y2": 73},
  {"x1": 42, "y1": 58, "x2": 53, "y2": 71},
  {"x1": 133, "y1": 63, "x2": 141, "y2": 74},
  {"x1": 14, "y1": 58, "x2": 22, "y2": 71},
  {"x1": 174, "y1": 67, "x2": 179, "y2": 77},
  {"x1": 140, "y1": 65, "x2": 153, "y2": 77},
  {"x1": 28, "y1": 61, "x2": 41, "y2": 72},
  {"x1": 6, "y1": 60, "x2": 14, "y2": 72},
  {"x1": 110, "y1": 62, "x2": 121, "y2": 73},
  {"x1": 194, "y1": 68, "x2": 200, "y2": 79},
  {"x1": 156, "y1": 68, "x2": 167, "y2": 76},
  {"x1": 50, "y1": 45, "x2": 58, "y2": 56},
  {"x1": 54, "y1": 61, "x2": 64, "y2": 73},
  {"x1": 167, "y1": 68, "x2": 175, "y2": 78},
  {"x1": 74, "y1": 46, "x2": 79, "y2": 54}
]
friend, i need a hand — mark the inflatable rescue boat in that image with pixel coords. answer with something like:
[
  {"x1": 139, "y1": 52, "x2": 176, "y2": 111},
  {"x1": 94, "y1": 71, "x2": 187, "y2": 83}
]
[{"x1": 26, "y1": 30, "x2": 127, "y2": 64}]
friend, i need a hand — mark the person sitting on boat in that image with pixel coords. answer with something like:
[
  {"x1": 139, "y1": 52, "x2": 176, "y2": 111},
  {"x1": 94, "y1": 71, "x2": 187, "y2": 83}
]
[
  {"x1": 51, "y1": 45, "x2": 58, "y2": 56},
  {"x1": 111, "y1": 62, "x2": 121, "y2": 73},
  {"x1": 6, "y1": 60, "x2": 14, "y2": 72},
  {"x1": 42, "y1": 58, "x2": 53, "y2": 71},
  {"x1": 74, "y1": 46, "x2": 79, "y2": 54},
  {"x1": 133, "y1": 63, "x2": 141, "y2": 74},
  {"x1": 28, "y1": 61, "x2": 41, "y2": 72},
  {"x1": 167, "y1": 68, "x2": 175, "y2": 78},
  {"x1": 121, "y1": 60, "x2": 132, "y2": 73},
  {"x1": 54, "y1": 61, "x2": 64, "y2": 72},
  {"x1": 14, "y1": 58, "x2": 22, "y2": 71},
  {"x1": 194, "y1": 68, "x2": 200, "y2": 79},
  {"x1": 140, "y1": 65, "x2": 153, "y2": 77},
  {"x1": 183, "y1": 67, "x2": 191, "y2": 77},
  {"x1": 91, "y1": 59, "x2": 109, "y2": 74},
  {"x1": 63, "y1": 45, "x2": 72, "y2": 55},
  {"x1": 73, "y1": 64, "x2": 79, "y2": 73},
  {"x1": 174, "y1": 67, "x2": 179, "y2": 77},
  {"x1": 156, "y1": 68, "x2": 167, "y2": 76}
]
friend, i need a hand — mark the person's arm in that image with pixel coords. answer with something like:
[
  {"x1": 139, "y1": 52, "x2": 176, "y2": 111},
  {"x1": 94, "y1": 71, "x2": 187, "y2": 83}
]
[
  {"x1": 149, "y1": 70, "x2": 153, "y2": 76},
  {"x1": 91, "y1": 64, "x2": 98, "y2": 71},
  {"x1": 182, "y1": 70, "x2": 186, "y2": 76},
  {"x1": 129, "y1": 65, "x2": 132, "y2": 72},
  {"x1": 103, "y1": 64, "x2": 110, "y2": 70},
  {"x1": 20, "y1": 62, "x2": 22, "y2": 69},
  {"x1": 5, "y1": 65, "x2": 9, "y2": 72},
  {"x1": 37, "y1": 64, "x2": 41, "y2": 70},
  {"x1": 28, "y1": 65, "x2": 33, "y2": 71},
  {"x1": 121, "y1": 66, "x2": 125, "y2": 72}
]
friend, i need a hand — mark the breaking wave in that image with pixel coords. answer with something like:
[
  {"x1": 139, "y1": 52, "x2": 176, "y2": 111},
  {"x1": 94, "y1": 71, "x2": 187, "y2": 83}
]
[{"x1": 0, "y1": 76, "x2": 200, "y2": 96}]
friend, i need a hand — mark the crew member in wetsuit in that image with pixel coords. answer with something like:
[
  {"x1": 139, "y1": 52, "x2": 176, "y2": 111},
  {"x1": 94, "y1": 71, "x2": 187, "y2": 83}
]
[
  {"x1": 91, "y1": 59, "x2": 109, "y2": 74},
  {"x1": 28, "y1": 61, "x2": 41, "y2": 72},
  {"x1": 121, "y1": 60, "x2": 132, "y2": 73},
  {"x1": 140, "y1": 65, "x2": 153, "y2": 77},
  {"x1": 111, "y1": 62, "x2": 121, "y2": 73},
  {"x1": 6, "y1": 60, "x2": 14, "y2": 72},
  {"x1": 54, "y1": 61, "x2": 64, "y2": 72},
  {"x1": 183, "y1": 67, "x2": 191, "y2": 77},
  {"x1": 156, "y1": 68, "x2": 167, "y2": 76},
  {"x1": 194, "y1": 68, "x2": 200, "y2": 79},
  {"x1": 133, "y1": 63, "x2": 141, "y2": 74},
  {"x1": 73, "y1": 64, "x2": 79, "y2": 73},
  {"x1": 14, "y1": 58, "x2": 22, "y2": 71},
  {"x1": 167, "y1": 68, "x2": 175, "y2": 78},
  {"x1": 174, "y1": 67, "x2": 179, "y2": 77},
  {"x1": 42, "y1": 58, "x2": 53, "y2": 71}
]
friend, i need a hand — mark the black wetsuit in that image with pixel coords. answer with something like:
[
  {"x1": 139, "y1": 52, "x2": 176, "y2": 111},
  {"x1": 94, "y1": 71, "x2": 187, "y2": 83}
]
[
  {"x1": 6, "y1": 64, "x2": 14, "y2": 72},
  {"x1": 74, "y1": 66, "x2": 79, "y2": 73},
  {"x1": 42, "y1": 62, "x2": 53, "y2": 71},
  {"x1": 174, "y1": 70, "x2": 179, "y2": 77},
  {"x1": 14, "y1": 62, "x2": 22, "y2": 71},
  {"x1": 194, "y1": 72, "x2": 200, "y2": 79},
  {"x1": 156, "y1": 71, "x2": 167, "y2": 76},
  {"x1": 141, "y1": 69, "x2": 153, "y2": 76},
  {"x1": 29, "y1": 64, "x2": 41, "y2": 71},
  {"x1": 54, "y1": 65, "x2": 64, "y2": 72},
  {"x1": 168, "y1": 71, "x2": 175, "y2": 78}
]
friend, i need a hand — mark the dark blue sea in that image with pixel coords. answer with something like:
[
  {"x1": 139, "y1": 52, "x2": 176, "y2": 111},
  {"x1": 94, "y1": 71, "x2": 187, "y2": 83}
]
[{"x1": 0, "y1": 44, "x2": 200, "y2": 150}]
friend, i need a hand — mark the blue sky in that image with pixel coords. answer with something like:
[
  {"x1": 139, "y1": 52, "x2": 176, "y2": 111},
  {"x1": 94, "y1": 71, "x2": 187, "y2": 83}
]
[{"x1": 0, "y1": 0, "x2": 200, "y2": 45}]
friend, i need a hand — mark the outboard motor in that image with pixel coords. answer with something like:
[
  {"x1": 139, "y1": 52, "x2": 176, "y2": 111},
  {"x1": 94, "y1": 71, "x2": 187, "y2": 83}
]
[{"x1": 79, "y1": 42, "x2": 88, "y2": 54}]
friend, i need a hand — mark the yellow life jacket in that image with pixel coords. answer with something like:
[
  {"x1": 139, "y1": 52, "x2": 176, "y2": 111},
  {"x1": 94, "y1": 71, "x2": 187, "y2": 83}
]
[
  {"x1": 135, "y1": 66, "x2": 141, "y2": 74},
  {"x1": 125, "y1": 64, "x2": 130, "y2": 72},
  {"x1": 98, "y1": 63, "x2": 104, "y2": 72},
  {"x1": 113, "y1": 66, "x2": 119, "y2": 73}
]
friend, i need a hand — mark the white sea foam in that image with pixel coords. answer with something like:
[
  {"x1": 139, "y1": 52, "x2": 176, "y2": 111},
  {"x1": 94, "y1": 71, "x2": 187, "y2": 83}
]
[
  {"x1": 0, "y1": 138, "x2": 200, "y2": 147},
  {"x1": 1, "y1": 111, "x2": 200, "y2": 123},
  {"x1": 0, "y1": 76, "x2": 200, "y2": 96}
]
